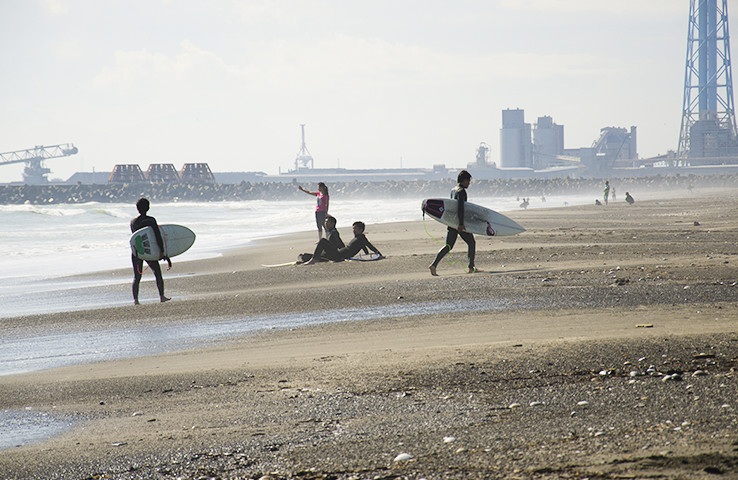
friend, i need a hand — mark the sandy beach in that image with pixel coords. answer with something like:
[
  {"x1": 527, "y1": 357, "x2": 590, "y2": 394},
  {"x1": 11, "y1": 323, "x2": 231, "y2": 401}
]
[{"x1": 1, "y1": 190, "x2": 738, "y2": 479}]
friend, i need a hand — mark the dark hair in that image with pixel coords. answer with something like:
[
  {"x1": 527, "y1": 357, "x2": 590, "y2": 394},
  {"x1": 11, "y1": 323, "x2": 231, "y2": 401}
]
[
  {"x1": 136, "y1": 198, "x2": 150, "y2": 214},
  {"x1": 318, "y1": 182, "x2": 328, "y2": 195},
  {"x1": 352, "y1": 221, "x2": 365, "y2": 231},
  {"x1": 325, "y1": 215, "x2": 337, "y2": 225},
  {"x1": 457, "y1": 170, "x2": 472, "y2": 183}
]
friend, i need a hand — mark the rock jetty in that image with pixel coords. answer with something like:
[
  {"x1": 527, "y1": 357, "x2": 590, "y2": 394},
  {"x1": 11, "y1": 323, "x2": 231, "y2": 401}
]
[{"x1": 1, "y1": 174, "x2": 737, "y2": 204}]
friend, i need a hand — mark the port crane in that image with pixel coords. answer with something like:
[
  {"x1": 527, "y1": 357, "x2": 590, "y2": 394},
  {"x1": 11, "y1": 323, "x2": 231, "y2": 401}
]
[{"x1": 0, "y1": 143, "x2": 78, "y2": 184}]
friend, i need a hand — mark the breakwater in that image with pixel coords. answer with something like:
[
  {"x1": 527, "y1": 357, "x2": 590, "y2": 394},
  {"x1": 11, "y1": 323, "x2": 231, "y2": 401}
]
[{"x1": 1, "y1": 174, "x2": 737, "y2": 204}]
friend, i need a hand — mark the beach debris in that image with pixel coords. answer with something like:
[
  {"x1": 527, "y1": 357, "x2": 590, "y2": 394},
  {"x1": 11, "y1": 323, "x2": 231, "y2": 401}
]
[
  {"x1": 132, "y1": 411, "x2": 143, "y2": 416},
  {"x1": 635, "y1": 324, "x2": 653, "y2": 328},
  {"x1": 393, "y1": 452, "x2": 413, "y2": 462},
  {"x1": 692, "y1": 370, "x2": 708, "y2": 376},
  {"x1": 443, "y1": 436, "x2": 456, "y2": 443},
  {"x1": 508, "y1": 403, "x2": 521, "y2": 409},
  {"x1": 111, "y1": 442, "x2": 127, "y2": 447},
  {"x1": 630, "y1": 371, "x2": 640, "y2": 377},
  {"x1": 599, "y1": 370, "x2": 614, "y2": 376},
  {"x1": 577, "y1": 401, "x2": 590, "y2": 407},
  {"x1": 693, "y1": 353, "x2": 715, "y2": 359},
  {"x1": 455, "y1": 447, "x2": 467, "y2": 454},
  {"x1": 662, "y1": 373, "x2": 683, "y2": 382},
  {"x1": 529, "y1": 401, "x2": 543, "y2": 407}
]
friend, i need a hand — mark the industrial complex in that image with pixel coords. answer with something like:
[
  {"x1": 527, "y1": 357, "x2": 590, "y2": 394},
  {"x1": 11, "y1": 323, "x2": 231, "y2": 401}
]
[{"x1": 2, "y1": 0, "x2": 738, "y2": 186}]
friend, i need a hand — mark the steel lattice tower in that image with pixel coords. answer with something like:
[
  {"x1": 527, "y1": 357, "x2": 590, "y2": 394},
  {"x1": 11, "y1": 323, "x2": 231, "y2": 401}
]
[{"x1": 678, "y1": 0, "x2": 738, "y2": 161}]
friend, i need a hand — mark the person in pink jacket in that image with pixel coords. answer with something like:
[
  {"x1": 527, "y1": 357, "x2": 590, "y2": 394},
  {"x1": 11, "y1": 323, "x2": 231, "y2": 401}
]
[{"x1": 298, "y1": 182, "x2": 329, "y2": 240}]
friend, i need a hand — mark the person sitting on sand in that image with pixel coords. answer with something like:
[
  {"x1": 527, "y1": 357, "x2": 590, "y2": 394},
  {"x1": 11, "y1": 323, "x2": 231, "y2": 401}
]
[
  {"x1": 130, "y1": 197, "x2": 171, "y2": 305},
  {"x1": 303, "y1": 221, "x2": 382, "y2": 265},
  {"x1": 297, "y1": 215, "x2": 345, "y2": 263},
  {"x1": 625, "y1": 192, "x2": 635, "y2": 204}
]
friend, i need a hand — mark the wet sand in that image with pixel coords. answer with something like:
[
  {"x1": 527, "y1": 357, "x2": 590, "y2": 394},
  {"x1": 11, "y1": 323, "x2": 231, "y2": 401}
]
[{"x1": 1, "y1": 190, "x2": 738, "y2": 479}]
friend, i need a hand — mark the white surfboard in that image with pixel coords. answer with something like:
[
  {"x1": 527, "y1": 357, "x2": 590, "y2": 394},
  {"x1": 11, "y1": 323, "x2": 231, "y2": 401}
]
[
  {"x1": 422, "y1": 198, "x2": 525, "y2": 237},
  {"x1": 349, "y1": 253, "x2": 384, "y2": 261},
  {"x1": 130, "y1": 224, "x2": 196, "y2": 261}
]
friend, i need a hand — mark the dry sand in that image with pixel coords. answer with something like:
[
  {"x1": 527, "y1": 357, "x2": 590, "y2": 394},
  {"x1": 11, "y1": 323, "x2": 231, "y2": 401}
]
[{"x1": 1, "y1": 190, "x2": 738, "y2": 479}]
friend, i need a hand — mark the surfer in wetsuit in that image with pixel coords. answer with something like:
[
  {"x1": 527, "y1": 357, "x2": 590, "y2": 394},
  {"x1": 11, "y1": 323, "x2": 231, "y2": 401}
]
[
  {"x1": 429, "y1": 170, "x2": 477, "y2": 276},
  {"x1": 130, "y1": 198, "x2": 171, "y2": 305},
  {"x1": 303, "y1": 221, "x2": 382, "y2": 264},
  {"x1": 325, "y1": 215, "x2": 345, "y2": 250},
  {"x1": 297, "y1": 215, "x2": 345, "y2": 263}
]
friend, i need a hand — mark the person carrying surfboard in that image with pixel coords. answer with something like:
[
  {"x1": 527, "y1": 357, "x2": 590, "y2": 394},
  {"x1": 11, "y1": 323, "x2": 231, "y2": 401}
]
[
  {"x1": 302, "y1": 221, "x2": 382, "y2": 265},
  {"x1": 130, "y1": 198, "x2": 171, "y2": 305},
  {"x1": 429, "y1": 170, "x2": 477, "y2": 276},
  {"x1": 298, "y1": 182, "x2": 329, "y2": 241}
]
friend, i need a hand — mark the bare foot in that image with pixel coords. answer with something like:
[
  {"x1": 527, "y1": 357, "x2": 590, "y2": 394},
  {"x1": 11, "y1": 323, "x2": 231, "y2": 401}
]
[
  {"x1": 134, "y1": 300, "x2": 140, "y2": 305},
  {"x1": 160, "y1": 296, "x2": 171, "y2": 303},
  {"x1": 429, "y1": 265, "x2": 438, "y2": 276}
]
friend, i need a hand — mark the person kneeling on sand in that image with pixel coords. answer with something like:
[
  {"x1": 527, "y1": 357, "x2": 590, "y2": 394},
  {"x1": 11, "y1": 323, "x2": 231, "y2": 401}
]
[
  {"x1": 303, "y1": 221, "x2": 382, "y2": 265},
  {"x1": 625, "y1": 192, "x2": 635, "y2": 204},
  {"x1": 297, "y1": 215, "x2": 345, "y2": 263}
]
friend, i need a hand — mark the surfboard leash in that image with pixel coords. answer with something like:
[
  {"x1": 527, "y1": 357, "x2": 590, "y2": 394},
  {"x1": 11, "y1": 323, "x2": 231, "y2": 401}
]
[{"x1": 422, "y1": 213, "x2": 467, "y2": 272}]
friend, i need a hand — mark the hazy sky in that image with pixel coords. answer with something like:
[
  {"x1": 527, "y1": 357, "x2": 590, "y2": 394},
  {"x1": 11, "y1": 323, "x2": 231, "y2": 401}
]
[{"x1": 1, "y1": 0, "x2": 733, "y2": 182}]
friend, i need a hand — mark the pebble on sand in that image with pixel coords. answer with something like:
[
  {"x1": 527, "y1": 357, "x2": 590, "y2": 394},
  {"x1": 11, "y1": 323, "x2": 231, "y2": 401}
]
[{"x1": 394, "y1": 453, "x2": 413, "y2": 462}]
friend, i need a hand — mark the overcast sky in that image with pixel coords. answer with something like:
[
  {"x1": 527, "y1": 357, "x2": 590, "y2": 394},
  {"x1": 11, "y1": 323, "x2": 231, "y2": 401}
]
[{"x1": 0, "y1": 0, "x2": 733, "y2": 183}]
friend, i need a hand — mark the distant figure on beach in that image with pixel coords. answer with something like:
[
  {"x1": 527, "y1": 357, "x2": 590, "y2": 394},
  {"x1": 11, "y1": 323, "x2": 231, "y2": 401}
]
[
  {"x1": 298, "y1": 182, "x2": 329, "y2": 241},
  {"x1": 603, "y1": 180, "x2": 610, "y2": 205},
  {"x1": 625, "y1": 192, "x2": 635, "y2": 204},
  {"x1": 520, "y1": 197, "x2": 529, "y2": 209},
  {"x1": 429, "y1": 170, "x2": 477, "y2": 276},
  {"x1": 303, "y1": 221, "x2": 382, "y2": 265},
  {"x1": 611, "y1": 187, "x2": 617, "y2": 201},
  {"x1": 130, "y1": 198, "x2": 171, "y2": 305},
  {"x1": 595, "y1": 199, "x2": 603, "y2": 206},
  {"x1": 297, "y1": 215, "x2": 345, "y2": 263}
]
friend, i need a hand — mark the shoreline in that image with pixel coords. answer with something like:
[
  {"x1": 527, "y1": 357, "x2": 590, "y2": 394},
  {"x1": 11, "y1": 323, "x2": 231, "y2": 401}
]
[{"x1": 1, "y1": 191, "x2": 738, "y2": 479}]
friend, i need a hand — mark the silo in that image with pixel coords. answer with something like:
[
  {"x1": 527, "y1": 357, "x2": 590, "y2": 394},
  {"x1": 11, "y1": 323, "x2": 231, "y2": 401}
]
[
  {"x1": 500, "y1": 109, "x2": 532, "y2": 168},
  {"x1": 533, "y1": 116, "x2": 564, "y2": 168}
]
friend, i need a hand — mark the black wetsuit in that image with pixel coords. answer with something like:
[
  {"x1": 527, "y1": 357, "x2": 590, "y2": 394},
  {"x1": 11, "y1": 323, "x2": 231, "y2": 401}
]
[
  {"x1": 312, "y1": 233, "x2": 381, "y2": 262},
  {"x1": 131, "y1": 214, "x2": 166, "y2": 301},
  {"x1": 431, "y1": 184, "x2": 476, "y2": 270},
  {"x1": 327, "y1": 227, "x2": 345, "y2": 250}
]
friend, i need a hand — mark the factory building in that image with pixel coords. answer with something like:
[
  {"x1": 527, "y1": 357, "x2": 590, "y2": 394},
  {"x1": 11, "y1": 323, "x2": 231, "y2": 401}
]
[{"x1": 500, "y1": 109, "x2": 566, "y2": 170}]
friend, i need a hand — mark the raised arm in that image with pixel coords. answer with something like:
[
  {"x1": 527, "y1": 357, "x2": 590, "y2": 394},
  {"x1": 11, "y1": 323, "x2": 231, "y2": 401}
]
[{"x1": 298, "y1": 185, "x2": 318, "y2": 196}]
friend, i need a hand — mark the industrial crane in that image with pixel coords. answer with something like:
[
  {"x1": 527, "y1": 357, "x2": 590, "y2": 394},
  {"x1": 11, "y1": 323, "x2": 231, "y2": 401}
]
[{"x1": 0, "y1": 143, "x2": 78, "y2": 184}]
